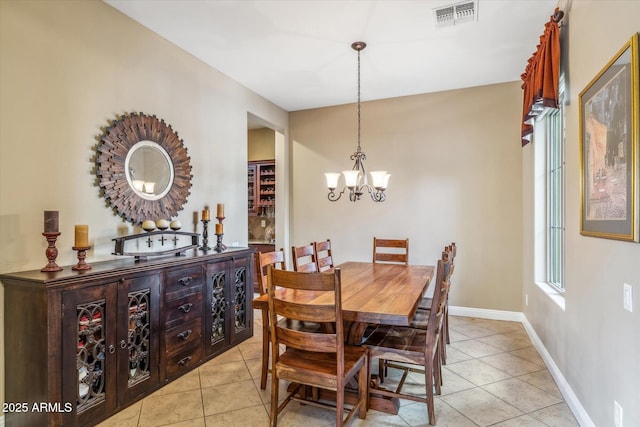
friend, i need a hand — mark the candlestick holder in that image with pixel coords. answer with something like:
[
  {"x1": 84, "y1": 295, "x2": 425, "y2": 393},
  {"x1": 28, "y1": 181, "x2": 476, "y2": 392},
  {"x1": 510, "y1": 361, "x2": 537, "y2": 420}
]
[
  {"x1": 72, "y1": 246, "x2": 92, "y2": 271},
  {"x1": 214, "y1": 216, "x2": 227, "y2": 252},
  {"x1": 41, "y1": 232, "x2": 63, "y2": 272},
  {"x1": 214, "y1": 233, "x2": 227, "y2": 253},
  {"x1": 199, "y1": 219, "x2": 212, "y2": 251}
]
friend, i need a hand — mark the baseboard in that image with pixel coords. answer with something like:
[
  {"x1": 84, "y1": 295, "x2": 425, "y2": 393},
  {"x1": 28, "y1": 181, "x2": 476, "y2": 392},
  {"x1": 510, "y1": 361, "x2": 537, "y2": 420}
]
[
  {"x1": 521, "y1": 316, "x2": 595, "y2": 427},
  {"x1": 448, "y1": 305, "x2": 524, "y2": 322},
  {"x1": 449, "y1": 306, "x2": 594, "y2": 427}
]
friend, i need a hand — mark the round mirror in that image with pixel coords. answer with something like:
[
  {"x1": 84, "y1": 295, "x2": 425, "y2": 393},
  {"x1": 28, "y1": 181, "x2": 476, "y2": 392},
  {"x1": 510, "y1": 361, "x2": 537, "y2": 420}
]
[
  {"x1": 97, "y1": 113, "x2": 192, "y2": 224},
  {"x1": 125, "y1": 141, "x2": 174, "y2": 201}
]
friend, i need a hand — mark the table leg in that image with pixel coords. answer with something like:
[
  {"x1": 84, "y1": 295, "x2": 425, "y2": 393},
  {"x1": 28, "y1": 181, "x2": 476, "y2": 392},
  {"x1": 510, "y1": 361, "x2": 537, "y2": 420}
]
[{"x1": 345, "y1": 321, "x2": 369, "y2": 345}]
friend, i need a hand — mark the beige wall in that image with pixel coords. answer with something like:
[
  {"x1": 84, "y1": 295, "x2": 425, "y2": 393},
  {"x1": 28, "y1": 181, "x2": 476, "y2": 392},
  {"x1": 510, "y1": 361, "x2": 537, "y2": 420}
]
[
  {"x1": 248, "y1": 128, "x2": 276, "y2": 161},
  {"x1": 522, "y1": 2, "x2": 640, "y2": 426},
  {"x1": 290, "y1": 82, "x2": 524, "y2": 312},
  {"x1": 0, "y1": 0, "x2": 288, "y2": 408}
]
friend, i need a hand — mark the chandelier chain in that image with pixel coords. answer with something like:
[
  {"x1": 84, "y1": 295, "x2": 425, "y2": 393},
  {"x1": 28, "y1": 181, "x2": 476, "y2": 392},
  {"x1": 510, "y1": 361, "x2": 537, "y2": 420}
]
[{"x1": 357, "y1": 47, "x2": 361, "y2": 153}]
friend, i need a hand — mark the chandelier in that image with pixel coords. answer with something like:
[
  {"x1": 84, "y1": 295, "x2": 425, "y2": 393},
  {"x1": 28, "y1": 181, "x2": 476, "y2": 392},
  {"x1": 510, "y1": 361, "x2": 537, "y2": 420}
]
[{"x1": 325, "y1": 41, "x2": 390, "y2": 202}]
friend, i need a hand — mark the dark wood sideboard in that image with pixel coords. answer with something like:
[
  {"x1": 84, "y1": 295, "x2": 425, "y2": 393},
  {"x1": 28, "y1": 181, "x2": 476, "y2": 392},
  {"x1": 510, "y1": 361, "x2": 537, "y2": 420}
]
[{"x1": 0, "y1": 247, "x2": 254, "y2": 427}]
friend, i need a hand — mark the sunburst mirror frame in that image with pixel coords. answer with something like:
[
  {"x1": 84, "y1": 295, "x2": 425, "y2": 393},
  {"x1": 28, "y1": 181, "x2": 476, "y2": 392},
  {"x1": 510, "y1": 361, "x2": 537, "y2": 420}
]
[{"x1": 97, "y1": 112, "x2": 192, "y2": 225}]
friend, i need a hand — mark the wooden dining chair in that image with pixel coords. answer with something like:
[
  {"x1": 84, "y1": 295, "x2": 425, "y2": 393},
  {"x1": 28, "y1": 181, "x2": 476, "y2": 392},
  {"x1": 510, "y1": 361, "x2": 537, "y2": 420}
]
[
  {"x1": 372, "y1": 237, "x2": 409, "y2": 265},
  {"x1": 364, "y1": 255, "x2": 452, "y2": 425},
  {"x1": 291, "y1": 243, "x2": 318, "y2": 272},
  {"x1": 313, "y1": 239, "x2": 334, "y2": 272},
  {"x1": 267, "y1": 266, "x2": 369, "y2": 426},
  {"x1": 254, "y1": 249, "x2": 286, "y2": 390},
  {"x1": 415, "y1": 243, "x2": 456, "y2": 351},
  {"x1": 255, "y1": 249, "x2": 326, "y2": 390},
  {"x1": 408, "y1": 247, "x2": 453, "y2": 369}
]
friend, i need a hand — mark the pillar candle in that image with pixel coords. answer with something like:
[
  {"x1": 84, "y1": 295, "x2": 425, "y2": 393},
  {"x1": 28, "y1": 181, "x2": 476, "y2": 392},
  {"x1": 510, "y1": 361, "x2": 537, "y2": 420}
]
[
  {"x1": 202, "y1": 208, "x2": 210, "y2": 221},
  {"x1": 75, "y1": 225, "x2": 89, "y2": 247},
  {"x1": 44, "y1": 211, "x2": 59, "y2": 233},
  {"x1": 215, "y1": 223, "x2": 223, "y2": 234},
  {"x1": 216, "y1": 203, "x2": 224, "y2": 218}
]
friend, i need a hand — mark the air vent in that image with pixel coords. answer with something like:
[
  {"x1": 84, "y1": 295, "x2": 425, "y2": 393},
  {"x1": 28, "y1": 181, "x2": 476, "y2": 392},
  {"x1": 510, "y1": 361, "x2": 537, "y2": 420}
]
[{"x1": 433, "y1": 0, "x2": 478, "y2": 28}]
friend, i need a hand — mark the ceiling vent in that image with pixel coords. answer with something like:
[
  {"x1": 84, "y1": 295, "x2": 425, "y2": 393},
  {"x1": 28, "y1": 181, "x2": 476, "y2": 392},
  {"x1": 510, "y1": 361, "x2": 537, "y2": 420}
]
[{"x1": 433, "y1": 0, "x2": 478, "y2": 28}]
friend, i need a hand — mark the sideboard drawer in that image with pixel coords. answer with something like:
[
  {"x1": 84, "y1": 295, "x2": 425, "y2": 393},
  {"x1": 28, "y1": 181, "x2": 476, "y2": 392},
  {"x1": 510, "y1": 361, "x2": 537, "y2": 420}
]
[
  {"x1": 165, "y1": 266, "x2": 203, "y2": 295},
  {"x1": 165, "y1": 344, "x2": 204, "y2": 380},
  {"x1": 165, "y1": 318, "x2": 202, "y2": 355},
  {"x1": 165, "y1": 290, "x2": 203, "y2": 329}
]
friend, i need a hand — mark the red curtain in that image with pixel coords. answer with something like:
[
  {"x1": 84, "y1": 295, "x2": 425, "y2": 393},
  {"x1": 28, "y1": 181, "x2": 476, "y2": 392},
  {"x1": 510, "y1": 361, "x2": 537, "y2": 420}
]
[{"x1": 520, "y1": 8, "x2": 563, "y2": 146}]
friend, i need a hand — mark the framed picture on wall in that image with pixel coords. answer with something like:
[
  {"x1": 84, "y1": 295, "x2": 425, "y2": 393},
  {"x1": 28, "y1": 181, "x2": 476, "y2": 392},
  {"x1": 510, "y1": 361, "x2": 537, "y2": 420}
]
[{"x1": 579, "y1": 33, "x2": 639, "y2": 242}]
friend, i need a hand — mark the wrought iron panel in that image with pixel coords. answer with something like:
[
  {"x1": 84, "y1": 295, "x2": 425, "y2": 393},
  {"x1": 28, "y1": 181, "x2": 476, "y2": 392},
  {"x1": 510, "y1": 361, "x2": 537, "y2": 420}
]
[
  {"x1": 127, "y1": 289, "x2": 151, "y2": 387},
  {"x1": 77, "y1": 299, "x2": 106, "y2": 412},
  {"x1": 210, "y1": 271, "x2": 226, "y2": 345},
  {"x1": 234, "y1": 266, "x2": 247, "y2": 330}
]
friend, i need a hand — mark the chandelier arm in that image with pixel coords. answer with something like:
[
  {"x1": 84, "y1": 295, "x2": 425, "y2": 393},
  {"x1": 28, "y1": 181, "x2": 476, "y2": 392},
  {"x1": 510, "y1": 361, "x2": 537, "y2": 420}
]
[
  {"x1": 328, "y1": 187, "x2": 345, "y2": 201},
  {"x1": 370, "y1": 190, "x2": 386, "y2": 202}
]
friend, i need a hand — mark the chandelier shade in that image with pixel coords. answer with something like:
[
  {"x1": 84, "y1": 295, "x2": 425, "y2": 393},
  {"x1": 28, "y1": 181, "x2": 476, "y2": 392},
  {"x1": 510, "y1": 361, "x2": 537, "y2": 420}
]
[{"x1": 325, "y1": 41, "x2": 389, "y2": 203}]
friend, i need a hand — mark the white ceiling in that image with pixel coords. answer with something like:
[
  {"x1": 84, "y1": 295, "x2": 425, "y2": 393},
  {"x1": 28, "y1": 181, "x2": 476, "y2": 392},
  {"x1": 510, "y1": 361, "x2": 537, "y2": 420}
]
[{"x1": 103, "y1": 0, "x2": 557, "y2": 112}]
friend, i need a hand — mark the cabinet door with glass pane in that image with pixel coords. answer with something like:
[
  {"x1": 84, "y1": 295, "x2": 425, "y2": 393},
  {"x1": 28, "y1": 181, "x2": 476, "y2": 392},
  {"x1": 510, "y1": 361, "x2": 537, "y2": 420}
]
[
  {"x1": 116, "y1": 274, "x2": 161, "y2": 406},
  {"x1": 62, "y1": 283, "x2": 118, "y2": 426},
  {"x1": 205, "y1": 259, "x2": 230, "y2": 356},
  {"x1": 231, "y1": 255, "x2": 252, "y2": 345}
]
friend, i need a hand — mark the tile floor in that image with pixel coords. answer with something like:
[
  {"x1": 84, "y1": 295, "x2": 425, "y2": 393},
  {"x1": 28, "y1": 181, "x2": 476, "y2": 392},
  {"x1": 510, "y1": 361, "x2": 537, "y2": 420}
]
[{"x1": 98, "y1": 312, "x2": 579, "y2": 427}]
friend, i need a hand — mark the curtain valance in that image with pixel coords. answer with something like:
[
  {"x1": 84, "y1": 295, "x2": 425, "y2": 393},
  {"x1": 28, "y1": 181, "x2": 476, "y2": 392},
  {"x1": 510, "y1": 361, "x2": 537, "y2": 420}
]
[{"x1": 521, "y1": 8, "x2": 564, "y2": 146}]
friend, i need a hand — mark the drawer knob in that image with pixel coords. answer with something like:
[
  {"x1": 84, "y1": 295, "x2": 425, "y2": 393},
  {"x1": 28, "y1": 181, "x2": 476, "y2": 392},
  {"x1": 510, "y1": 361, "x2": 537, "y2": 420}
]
[
  {"x1": 178, "y1": 276, "x2": 193, "y2": 286},
  {"x1": 177, "y1": 329, "x2": 192, "y2": 340},
  {"x1": 178, "y1": 303, "x2": 193, "y2": 313},
  {"x1": 177, "y1": 356, "x2": 193, "y2": 366}
]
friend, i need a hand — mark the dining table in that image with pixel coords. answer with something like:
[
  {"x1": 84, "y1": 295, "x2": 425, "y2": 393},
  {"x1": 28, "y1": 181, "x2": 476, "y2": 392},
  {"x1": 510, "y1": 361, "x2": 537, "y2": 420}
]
[{"x1": 251, "y1": 260, "x2": 435, "y2": 414}]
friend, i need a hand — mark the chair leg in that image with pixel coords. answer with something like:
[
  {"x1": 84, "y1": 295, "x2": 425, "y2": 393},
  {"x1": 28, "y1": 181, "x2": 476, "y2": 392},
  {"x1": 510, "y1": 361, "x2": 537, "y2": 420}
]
[
  {"x1": 269, "y1": 366, "x2": 279, "y2": 427},
  {"x1": 260, "y1": 309, "x2": 270, "y2": 390},
  {"x1": 433, "y1": 346, "x2": 442, "y2": 396},
  {"x1": 445, "y1": 303, "x2": 450, "y2": 344},
  {"x1": 440, "y1": 326, "x2": 447, "y2": 365},
  {"x1": 358, "y1": 357, "x2": 369, "y2": 419},
  {"x1": 425, "y1": 363, "x2": 436, "y2": 425},
  {"x1": 336, "y1": 384, "x2": 344, "y2": 426}
]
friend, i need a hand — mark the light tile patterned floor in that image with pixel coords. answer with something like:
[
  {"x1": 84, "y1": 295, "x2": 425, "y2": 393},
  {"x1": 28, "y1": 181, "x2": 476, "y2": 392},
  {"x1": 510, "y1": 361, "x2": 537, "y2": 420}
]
[{"x1": 98, "y1": 312, "x2": 579, "y2": 427}]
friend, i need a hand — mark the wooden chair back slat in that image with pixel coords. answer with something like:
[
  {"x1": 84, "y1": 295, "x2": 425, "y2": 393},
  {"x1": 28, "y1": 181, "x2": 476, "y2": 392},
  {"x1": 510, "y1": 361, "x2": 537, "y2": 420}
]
[
  {"x1": 374, "y1": 252, "x2": 408, "y2": 264},
  {"x1": 276, "y1": 328, "x2": 339, "y2": 353},
  {"x1": 273, "y1": 300, "x2": 336, "y2": 323}
]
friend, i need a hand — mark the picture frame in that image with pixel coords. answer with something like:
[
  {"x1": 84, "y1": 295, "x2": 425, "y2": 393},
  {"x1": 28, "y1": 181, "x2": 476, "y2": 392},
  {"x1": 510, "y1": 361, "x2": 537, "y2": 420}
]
[{"x1": 579, "y1": 33, "x2": 639, "y2": 242}]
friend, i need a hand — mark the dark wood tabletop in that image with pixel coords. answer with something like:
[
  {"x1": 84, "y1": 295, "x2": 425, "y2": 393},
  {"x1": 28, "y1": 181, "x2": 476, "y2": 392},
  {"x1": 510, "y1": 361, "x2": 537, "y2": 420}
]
[{"x1": 253, "y1": 261, "x2": 435, "y2": 342}]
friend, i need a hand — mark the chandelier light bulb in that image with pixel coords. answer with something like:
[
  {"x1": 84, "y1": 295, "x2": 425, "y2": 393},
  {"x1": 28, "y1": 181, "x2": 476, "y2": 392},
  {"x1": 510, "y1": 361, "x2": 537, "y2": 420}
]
[
  {"x1": 325, "y1": 173, "x2": 340, "y2": 190},
  {"x1": 342, "y1": 170, "x2": 361, "y2": 188},
  {"x1": 369, "y1": 171, "x2": 388, "y2": 189}
]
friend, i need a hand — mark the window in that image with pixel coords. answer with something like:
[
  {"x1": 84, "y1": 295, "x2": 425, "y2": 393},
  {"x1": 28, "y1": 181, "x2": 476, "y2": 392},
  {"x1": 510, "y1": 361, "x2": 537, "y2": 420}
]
[{"x1": 544, "y1": 79, "x2": 566, "y2": 291}]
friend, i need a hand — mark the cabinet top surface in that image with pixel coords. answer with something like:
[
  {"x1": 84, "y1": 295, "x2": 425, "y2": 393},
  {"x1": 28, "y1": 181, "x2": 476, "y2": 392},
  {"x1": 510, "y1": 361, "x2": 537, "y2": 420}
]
[{"x1": 0, "y1": 247, "x2": 254, "y2": 287}]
